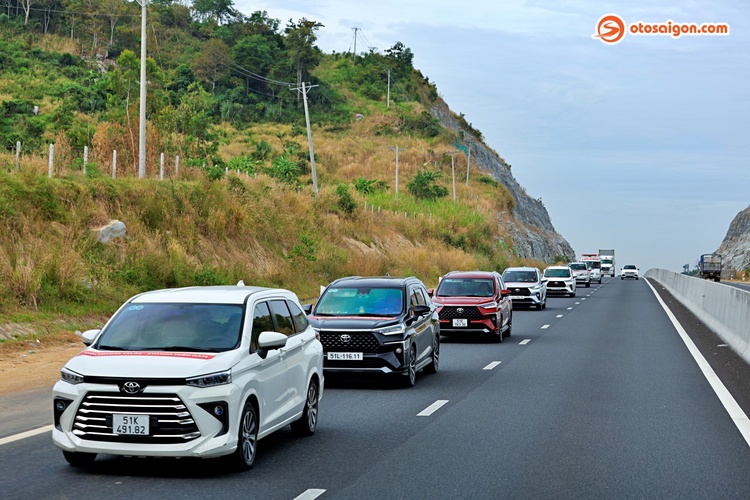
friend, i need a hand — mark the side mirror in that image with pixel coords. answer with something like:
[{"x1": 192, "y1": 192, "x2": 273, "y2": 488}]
[
  {"x1": 82, "y1": 329, "x2": 101, "y2": 346},
  {"x1": 413, "y1": 304, "x2": 431, "y2": 317},
  {"x1": 257, "y1": 331, "x2": 288, "y2": 359},
  {"x1": 500, "y1": 289, "x2": 511, "y2": 297},
  {"x1": 303, "y1": 304, "x2": 313, "y2": 315},
  {"x1": 426, "y1": 288, "x2": 434, "y2": 297}
]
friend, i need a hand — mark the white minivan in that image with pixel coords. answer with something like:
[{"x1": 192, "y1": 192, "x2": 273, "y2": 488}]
[{"x1": 52, "y1": 283, "x2": 324, "y2": 471}]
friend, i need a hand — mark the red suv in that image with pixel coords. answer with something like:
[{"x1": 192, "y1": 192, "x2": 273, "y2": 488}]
[{"x1": 429, "y1": 271, "x2": 512, "y2": 342}]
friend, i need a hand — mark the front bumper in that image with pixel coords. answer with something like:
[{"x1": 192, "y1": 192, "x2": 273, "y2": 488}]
[{"x1": 52, "y1": 380, "x2": 239, "y2": 459}]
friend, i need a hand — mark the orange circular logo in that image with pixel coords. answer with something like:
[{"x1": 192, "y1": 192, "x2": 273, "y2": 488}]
[{"x1": 593, "y1": 14, "x2": 626, "y2": 44}]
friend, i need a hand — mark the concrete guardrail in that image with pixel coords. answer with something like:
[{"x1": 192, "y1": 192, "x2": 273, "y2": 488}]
[{"x1": 645, "y1": 268, "x2": 750, "y2": 364}]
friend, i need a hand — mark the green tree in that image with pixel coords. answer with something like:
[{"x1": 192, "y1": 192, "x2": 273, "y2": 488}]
[
  {"x1": 407, "y1": 169, "x2": 448, "y2": 200},
  {"x1": 284, "y1": 18, "x2": 324, "y2": 90},
  {"x1": 193, "y1": 38, "x2": 231, "y2": 93},
  {"x1": 191, "y1": 0, "x2": 240, "y2": 25}
]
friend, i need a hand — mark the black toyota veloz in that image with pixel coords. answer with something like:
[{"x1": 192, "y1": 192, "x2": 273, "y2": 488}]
[{"x1": 306, "y1": 276, "x2": 440, "y2": 387}]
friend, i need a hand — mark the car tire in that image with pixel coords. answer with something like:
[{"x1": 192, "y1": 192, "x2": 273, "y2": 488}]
[
  {"x1": 492, "y1": 320, "x2": 504, "y2": 343},
  {"x1": 542, "y1": 299, "x2": 547, "y2": 310},
  {"x1": 231, "y1": 401, "x2": 259, "y2": 471},
  {"x1": 62, "y1": 451, "x2": 96, "y2": 467},
  {"x1": 291, "y1": 380, "x2": 319, "y2": 437},
  {"x1": 586, "y1": 282, "x2": 590, "y2": 288},
  {"x1": 504, "y1": 313, "x2": 512, "y2": 338},
  {"x1": 424, "y1": 334, "x2": 440, "y2": 374},
  {"x1": 402, "y1": 344, "x2": 417, "y2": 387}
]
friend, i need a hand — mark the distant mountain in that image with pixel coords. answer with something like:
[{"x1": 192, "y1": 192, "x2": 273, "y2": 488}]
[{"x1": 717, "y1": 205, "x2": 750, "y2": 272}]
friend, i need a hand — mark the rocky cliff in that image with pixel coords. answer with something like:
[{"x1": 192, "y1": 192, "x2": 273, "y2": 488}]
[
  {"x1": 430, "y1": 99, "x2": 575, "y2": 263},
  {"x1": 717, "y1": 205, "x2": 750, "y2": 272}
]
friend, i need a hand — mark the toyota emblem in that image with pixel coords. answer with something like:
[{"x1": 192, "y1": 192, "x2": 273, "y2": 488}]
[
  {"x1": 340, "y1": 334, "x2": 351, "y2": 343},
  {"x1": 122, "y1": 381, "x2": 141, "y2": 394},
  {"x1": 457, "y1": 308, "x2": 464, "y2": 313}
]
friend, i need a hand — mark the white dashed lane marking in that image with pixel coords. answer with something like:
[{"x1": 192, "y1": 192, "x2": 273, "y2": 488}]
[
  {"x1": 418, "y1": 400, "x2": 449, "y2": 417},
  {"x1": 294, "y1": 489, "x2": 326, "y2": 500},
  {"x1": 519, "y1": 339, "x2": 531, "y2": 345},
  {"x1": 483, "y1": 361, "x2": 502, "y2": 370},
  {"x1": 556, "y1": 314, "x2": 563, "y2": 318},
  {"x1": 541, "y1": 324, "x2": 550, "y2": 329}
]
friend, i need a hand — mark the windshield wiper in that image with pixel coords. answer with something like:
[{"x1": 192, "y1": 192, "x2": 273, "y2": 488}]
[
  {"x1": 97, "y1": 345, "x2": 130, "y2": 351},
  {"x1": 159, "y1": 346, "x2": 210, "y2": 352}
]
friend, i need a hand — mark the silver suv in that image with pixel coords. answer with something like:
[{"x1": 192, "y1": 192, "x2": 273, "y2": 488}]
[{"x1": 501, "y1": 267, "x2": 547, "y2": 310}]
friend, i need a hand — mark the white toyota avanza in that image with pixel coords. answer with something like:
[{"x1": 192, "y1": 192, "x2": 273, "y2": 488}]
[{"x1": 52, "y1": 283, "x2": 323, "y2": 471}]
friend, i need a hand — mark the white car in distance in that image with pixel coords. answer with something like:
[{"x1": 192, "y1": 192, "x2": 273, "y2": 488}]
[
  {"x1": 621, "y1": 265, "x2": 639, "y2": 280},
  {"x1": 542, "y1": 266, "x2": 577, "y2": 297},
  {"x1": 52, "y1": 283, "x2": 324, "y2": 471}
]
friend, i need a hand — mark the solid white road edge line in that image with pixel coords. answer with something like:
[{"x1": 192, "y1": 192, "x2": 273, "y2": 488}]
[
  {"x1": 417, "y1": 400, "x2": 449, "y2": 417},
  {"x1": 294, "y1": 489, "x2": 326, "y2": 500},
  {"x1": 0, "y1": 424, "x2": 53, "y2": 447},
  {"x1": 646, "y1": 279, "x2": 750, "y2": 448},
  {"x1": 519, "y1": 339, "x2": 531, "y2": 345},
  {"x1": 483, "y1": 361, "x2": 502, "y2": 370}
]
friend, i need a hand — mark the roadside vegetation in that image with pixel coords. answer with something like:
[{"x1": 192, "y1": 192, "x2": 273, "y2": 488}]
[{"x1": 0, "y1": 4, "x2": 545, "y2": 351}]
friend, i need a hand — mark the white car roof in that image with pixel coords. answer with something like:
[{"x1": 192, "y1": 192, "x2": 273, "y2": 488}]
[{"x1": 129, "y1": 285, "x2": 297, "y2": 305}]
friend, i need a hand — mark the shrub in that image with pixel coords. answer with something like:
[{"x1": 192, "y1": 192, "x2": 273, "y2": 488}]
[{"x1": 407, "y1": 169, "x2": 448, "y2": 200}]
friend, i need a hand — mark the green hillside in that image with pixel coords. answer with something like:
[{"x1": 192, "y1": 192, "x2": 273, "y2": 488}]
[{"x1": 0, "y1": 5, "x2": 544, "y2": 348}]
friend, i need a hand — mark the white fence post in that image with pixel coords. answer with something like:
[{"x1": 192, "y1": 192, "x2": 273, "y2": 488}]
[
  {"x1": 112, "y1": 150, "x2": 117, "y2": 179},
  {"x1": 48, "y1": 144, "x2": 54, "y2": 178},
  {"x1": 175, "y1": 155, "x2": 179, "y2": 175},
  {"x1": 160, "y1": 152, "x2": 164, "y2": 180},
  {"x1": 15, "y1": 141, "x2": 20, "y2": 171},
  {"x1": 83, "y1": 146, "x2": 88, "y2": 175}
]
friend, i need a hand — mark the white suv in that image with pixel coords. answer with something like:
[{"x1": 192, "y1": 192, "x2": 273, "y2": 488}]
[
  {"x1": 621, "y1": 265, "x2": 639, "y2": 280},
  {"x1": 543, "y1": 266, "x2": 577, "y2": 297},
  {"x1": 52, "y1": 283, "x2": 324, "y2": 470}
]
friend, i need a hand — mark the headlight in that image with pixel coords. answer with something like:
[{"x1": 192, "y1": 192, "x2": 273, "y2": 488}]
[
  {"x1": 61, "y1": 367, "x2": 84, "y2": 385},
  {"x1": 478, "y1": 301, "x2": 498, "y2": 309},
  {"x1": 374, "y1": 324, "x2": 406, "y2": 335},
  {"x1": 186, "y1": 370, "x2": 232, "y2": 388}
]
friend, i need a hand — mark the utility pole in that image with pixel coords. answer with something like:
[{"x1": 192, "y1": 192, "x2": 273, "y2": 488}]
[
  {"x1": 292, "y1": 82, "x2": 319, "y2": 195},
  {"x1": 464, "y1": 136, "x2": 474, "y2": 186},
  {"x1": 445, "y1": 151, "x2": 458, "y2": 202},
  {"x1": 351, "y1": 27, "x2": 359, "y2": 57},
  {"x1": 387, "y1": 146, "x2": 407, "y2": 201},
  {"x1": 136, "y1": 0, "x2": 148, "y2": 178},
  {"x1": 387, "y1": 68, "x2": 391, "y2": 108}
]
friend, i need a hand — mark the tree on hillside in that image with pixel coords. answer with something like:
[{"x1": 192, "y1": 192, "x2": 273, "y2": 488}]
[
  {"x1": 385, "y1": 41, "x2": 414, "y2": 79},
  {"x1": 284, "y1": 18, "x2": 324, "y2": 91},
  {"x1": 193, "y1": 38, "x2": 231, "y2": 93},
  {"x1": 191, "y1": 0, "x2": 239, "y2": 25},
  {"x1": 19, "y1": 0, "x2": 39, "y2": 25}
]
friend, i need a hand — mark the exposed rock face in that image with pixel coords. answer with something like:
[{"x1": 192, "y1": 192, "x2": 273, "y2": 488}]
[
  {"x1": 717, "y1": 206, "x2": 750, "y2": 271},
  {"x1": 431, "y1": 99, "x2": 575, "y2": 263}
]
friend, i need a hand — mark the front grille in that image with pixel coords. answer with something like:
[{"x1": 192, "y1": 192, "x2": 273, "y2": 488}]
[
  {"x1": 439, "y1": 306, "x2": 482, "y2": 320},
  {"x1": 320, "y1": 331, "x2": 380, "y2": 353},
  {"x1": 510, "y1": 288, "x2": 531, "y2": 297},
  {"x1": 72, "y1": 392, "x2": 200, "y2": 444},
  {"x1": 548, "y1": 280, "x2": 567, "y2": 288}
]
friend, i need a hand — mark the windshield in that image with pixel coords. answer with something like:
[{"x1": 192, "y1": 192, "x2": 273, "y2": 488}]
[
  {"x1": 437, "y1": 278, "x2": 495, "y2": 297},
  {"x1": 569, "y1": 263, "x2": 587, "y2": 270},
  {"x1": 544, "y1": 268, "x2": 571, "y2": 278},
  {"x1": 315, "y1": 287, "x2": 404, "y2": 316},
  {"x1": 502, "y1": 270, "x2": 538, "y2": 283},
  {"x1": 624, "y1": 265, "x2": 637, "y2": 270},
  {"x1": 96, "y1": 303, "x2": 243, "y2": 352}
]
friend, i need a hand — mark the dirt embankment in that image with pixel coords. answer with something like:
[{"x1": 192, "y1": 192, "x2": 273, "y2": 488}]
[{"x1": 0, "y1": 343, "x2": 84, "y2": 397}]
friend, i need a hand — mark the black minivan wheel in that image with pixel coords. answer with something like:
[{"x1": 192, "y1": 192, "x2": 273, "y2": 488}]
[{"x1": 424, "y1": 334, "x2": 440, "y2": 374}]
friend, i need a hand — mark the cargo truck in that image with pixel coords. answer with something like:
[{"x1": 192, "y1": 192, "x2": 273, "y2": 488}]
[
  {"x1": 698, "y1": 253, "x2": 722, "y2": 282},
  {"x1": 599, "y1": 249, "x2": 615, "y2": 277}
]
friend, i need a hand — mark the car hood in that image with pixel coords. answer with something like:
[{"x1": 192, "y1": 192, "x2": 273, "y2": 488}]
[
  {"x1": 308, "y1": 316, "x2": 402, "y2": 330},
  {"x1": 431, "y1": 296, "x2": 495, "y2": 306},
  {"x1": 63, "y1": 347, "x2": 241, "y2": 378}
]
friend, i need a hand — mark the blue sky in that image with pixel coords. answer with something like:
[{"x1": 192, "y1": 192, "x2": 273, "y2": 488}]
[{"x1": 235, "y1": 1, "x2": 750, "y2": 273}]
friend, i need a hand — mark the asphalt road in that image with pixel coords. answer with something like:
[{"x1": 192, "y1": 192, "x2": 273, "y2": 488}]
[{"x1": 3, "y1": 277, "x2": 750, "y2": 499}]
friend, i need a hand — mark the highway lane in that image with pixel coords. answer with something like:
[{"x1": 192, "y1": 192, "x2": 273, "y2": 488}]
[{"x1": 3, "y1": 278, "x2": 750, "y2": 498}]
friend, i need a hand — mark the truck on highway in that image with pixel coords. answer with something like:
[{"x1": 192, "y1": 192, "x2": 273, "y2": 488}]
[
  {"x1": 599, "y1": 249, "x2": 615, "y2": 277},
  {"x1": 698, "y1": 253, "x2": 723, "y2": 282}
]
